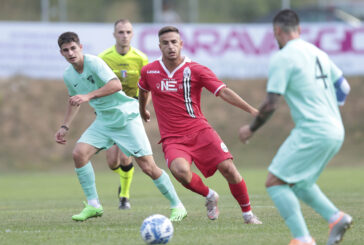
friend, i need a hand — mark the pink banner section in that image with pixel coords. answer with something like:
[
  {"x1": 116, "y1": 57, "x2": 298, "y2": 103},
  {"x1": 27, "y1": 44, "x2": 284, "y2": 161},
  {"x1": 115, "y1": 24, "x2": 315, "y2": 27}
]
[{"x1": 0, "y1": 22, "x2": 363, "y2": 79}]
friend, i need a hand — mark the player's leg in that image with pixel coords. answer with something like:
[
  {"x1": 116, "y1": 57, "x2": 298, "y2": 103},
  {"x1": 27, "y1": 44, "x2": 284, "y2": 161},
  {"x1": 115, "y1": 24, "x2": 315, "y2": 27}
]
[
  {"x1": 292, "y1": 184, "x2": 352, "y2": 245},
  {"x1": 163, "y1": 135, "x2": 218, "y2": 220},
  {"x1": 217, "y1": 159, "x2": 262, "y2": 224},
  {"x1": 111, "y1": 116, "x2": 186, "y2": 221},
  {"x1": 291, "y1": 138, "x2": 351, "y2": 245},
  {"x1": 169, "y1": 157, "x2": 220, "y2": 220},
  {"x1": 71, "y1": 124, "x2": 115, "y2": 221},
  {"x1": 135, "y1": 155, "x2": 187, "y2": 221},
  {"x1": 106, "y1": 145, "x2": 134, "y2": 209},
  {"x1": 266, "y1": 173, "x2": 315, "y2": 245},
  {"x1": 71, "y1": 142, "x2": 104, "y2": 221}
]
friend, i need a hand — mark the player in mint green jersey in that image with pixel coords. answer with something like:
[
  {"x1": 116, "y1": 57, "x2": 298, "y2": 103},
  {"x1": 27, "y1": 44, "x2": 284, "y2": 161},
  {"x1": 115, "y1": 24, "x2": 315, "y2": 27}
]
[
  {"x1": 99, "y1": 19, "x2": 148, "y2": 210},
  {"x1": 55, "y1": 32, "x2": 187, "y2": 222},
  {"x1": 239, "y1": 9, "x2": 352, "y2": 245}
]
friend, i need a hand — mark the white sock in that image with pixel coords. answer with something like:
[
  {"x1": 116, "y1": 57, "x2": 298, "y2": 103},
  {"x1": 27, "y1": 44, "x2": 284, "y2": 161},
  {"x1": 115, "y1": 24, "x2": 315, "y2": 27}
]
[
  {"x1": 88, "y1": 199, "x2": 101, "y2": 208},
  {"x1": 172, "y1": 202, "x2": 185, "y2": 209},
  {"x1": 296, "y1": 236, "x2": 313, "y2": 243},
  {"x1": 243, "y1": 211, "x2": 253, "y2": 218},
  {"x1": 206, "y1": 189, "x2": 214, "y2": 199}
]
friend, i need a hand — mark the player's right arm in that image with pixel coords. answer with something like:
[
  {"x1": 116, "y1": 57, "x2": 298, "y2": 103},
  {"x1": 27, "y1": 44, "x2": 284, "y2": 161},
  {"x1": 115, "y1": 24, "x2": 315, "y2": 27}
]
[
  {"x1": 138, "y1": 89, "x2": 151, "y2": 122},
  {"x1": 55, "y1": 101, "x2": 80, "y2": 145},
  {"x1": 138, "y1": 66, "x2": 151, "y2": 122}
]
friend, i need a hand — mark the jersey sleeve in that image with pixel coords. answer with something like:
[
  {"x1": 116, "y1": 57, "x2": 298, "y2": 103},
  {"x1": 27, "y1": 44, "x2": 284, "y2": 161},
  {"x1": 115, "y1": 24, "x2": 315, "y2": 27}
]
[
  {"x1": 138, "y1": 66, "x2": 150, "y2": 91},
  {"x1": 329, "y1": 59, "x2": 343, "y2": 84},
  {"x1": 93, "y1": 56, "x2": 118, "y2": 86},
  {"x1": 267, "y1": 53, "x2": 292, "y2": 95},
  {"x1": 198, "y1": 65, "x2": 226, "y2": 96},
  {"x1": 63, "y1": 73, "x2": 77, "y2": 97}
]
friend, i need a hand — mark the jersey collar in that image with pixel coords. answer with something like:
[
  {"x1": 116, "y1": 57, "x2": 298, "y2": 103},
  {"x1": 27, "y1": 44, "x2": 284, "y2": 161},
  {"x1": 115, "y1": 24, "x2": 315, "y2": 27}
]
[{"x1": 158, "y1": 56, "x2": 191, "y2": 78}]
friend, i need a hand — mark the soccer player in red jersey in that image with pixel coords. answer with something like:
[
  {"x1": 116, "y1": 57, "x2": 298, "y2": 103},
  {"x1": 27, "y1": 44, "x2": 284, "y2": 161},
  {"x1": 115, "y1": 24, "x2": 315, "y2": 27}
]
[{"x1": 138, "y1": 26, "x2": 262, "y2": 224}]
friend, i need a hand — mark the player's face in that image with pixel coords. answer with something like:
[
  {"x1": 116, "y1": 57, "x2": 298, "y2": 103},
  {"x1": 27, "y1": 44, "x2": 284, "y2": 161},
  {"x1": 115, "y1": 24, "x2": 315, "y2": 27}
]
[
  {"x1": 114, "y1": 22, "x2": 133, "y2": 48},
  {"x1": 60, "y1": 42, "x2": 83, "y2": 65},
  {"x1": 159, "y1": 32, "x2": 183, "y2": 61}
]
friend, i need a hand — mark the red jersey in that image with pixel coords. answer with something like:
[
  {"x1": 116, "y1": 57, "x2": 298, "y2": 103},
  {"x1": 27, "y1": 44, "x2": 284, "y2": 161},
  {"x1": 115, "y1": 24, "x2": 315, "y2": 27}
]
[{"x1": 138, "y1": 57, "x2": 226, "y2": 142}]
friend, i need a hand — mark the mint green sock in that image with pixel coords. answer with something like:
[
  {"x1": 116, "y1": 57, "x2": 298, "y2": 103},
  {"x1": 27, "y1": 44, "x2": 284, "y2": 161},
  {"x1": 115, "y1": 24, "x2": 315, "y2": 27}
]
[
  {"x1": 75, "y1": 162, "x2": 99, "y2": 201},
  {"x1": 292, "y1": 183, "x2": 338, "y2": 222},
  {"x1": 153, "y1": 170, "x2": 182, "y2": 208},
  {"x1": 267, "y1": 185, "x2": 310, "y2": 238}
]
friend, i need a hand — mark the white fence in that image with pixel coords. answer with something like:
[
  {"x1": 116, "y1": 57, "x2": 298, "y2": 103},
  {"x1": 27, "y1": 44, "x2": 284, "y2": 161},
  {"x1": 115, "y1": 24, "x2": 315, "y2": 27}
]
[{"x1": 0, "y1": 22, "x2": 363, "y2": 79}]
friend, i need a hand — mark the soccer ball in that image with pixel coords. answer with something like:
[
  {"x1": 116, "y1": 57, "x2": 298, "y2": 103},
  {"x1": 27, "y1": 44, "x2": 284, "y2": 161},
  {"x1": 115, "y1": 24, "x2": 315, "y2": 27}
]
[{"x1": 140, "y1": 214, "x2": 174, "y2": 244}]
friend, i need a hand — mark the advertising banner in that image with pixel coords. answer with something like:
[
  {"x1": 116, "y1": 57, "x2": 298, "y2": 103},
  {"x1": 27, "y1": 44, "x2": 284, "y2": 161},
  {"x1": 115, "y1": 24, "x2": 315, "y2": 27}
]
[{"x1": 0, "y1": 22, "x2": 363, "y2": 79}]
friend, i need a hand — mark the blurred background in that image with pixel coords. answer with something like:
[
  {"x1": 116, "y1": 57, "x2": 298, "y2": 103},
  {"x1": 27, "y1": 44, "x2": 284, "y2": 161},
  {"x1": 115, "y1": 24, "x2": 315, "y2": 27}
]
[
  {"x1": 0, "y1": 0, "x2": 363, "y2": 172},
  {"x1": 1, "y1": 0, "x2": 364, "y2": 23}
]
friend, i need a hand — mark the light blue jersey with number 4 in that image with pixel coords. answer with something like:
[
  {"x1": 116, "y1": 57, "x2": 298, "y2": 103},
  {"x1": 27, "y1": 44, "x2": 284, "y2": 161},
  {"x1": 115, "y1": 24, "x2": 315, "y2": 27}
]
[{"x1": 267, "y1": 39, "x2": 344, "y2": 139}]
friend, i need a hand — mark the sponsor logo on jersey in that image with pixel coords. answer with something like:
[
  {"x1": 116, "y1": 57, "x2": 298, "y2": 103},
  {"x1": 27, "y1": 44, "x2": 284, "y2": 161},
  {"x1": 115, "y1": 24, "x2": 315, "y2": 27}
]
[
  {"x1": 147, "y1": 70, "x2": 160, "y2": 74},
  {"x1": 87, "y1": 75, "x2": 95, "y2": 84},
  {"x1": 160, "y1": 79, "x2": 178, "y2": 92}
]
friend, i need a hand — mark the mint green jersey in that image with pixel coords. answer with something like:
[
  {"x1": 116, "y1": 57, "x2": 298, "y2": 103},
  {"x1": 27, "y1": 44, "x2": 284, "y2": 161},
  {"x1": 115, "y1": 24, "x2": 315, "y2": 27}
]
[
  {"x1": 267, "y1": 39, "x2": 344, "y2": 139},
  {"x1": 63, "y1": 54, "x2": 139, "y2": 128}
]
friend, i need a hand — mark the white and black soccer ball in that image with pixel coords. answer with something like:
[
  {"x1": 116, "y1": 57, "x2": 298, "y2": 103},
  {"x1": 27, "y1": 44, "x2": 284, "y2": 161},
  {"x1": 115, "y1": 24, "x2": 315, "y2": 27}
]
[{"x1": 140, "y1": 214, "x2": 174, "y2": 244}]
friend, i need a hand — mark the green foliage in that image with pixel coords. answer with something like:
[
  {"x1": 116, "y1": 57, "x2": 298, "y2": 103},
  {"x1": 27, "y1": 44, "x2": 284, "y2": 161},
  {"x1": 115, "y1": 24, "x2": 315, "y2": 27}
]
[
  {"x1": 197, "y1": 0, "x2": 280, "y2": 23},
  {"x1": 0, "y1": 0, "x2": 327, "y2": 23},
  {"x1": 0, "y1": 167, "x2": 363, "y2": 244},
  {"x1": 0, "y1": 0, "x2": 41, "y2": 21}
]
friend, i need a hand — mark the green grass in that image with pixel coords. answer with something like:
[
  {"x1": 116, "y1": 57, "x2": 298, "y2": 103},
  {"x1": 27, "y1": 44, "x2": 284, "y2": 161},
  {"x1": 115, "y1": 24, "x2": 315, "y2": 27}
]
[{"x1": 0, "y1": 167, "x2": 363, "y2": 245}]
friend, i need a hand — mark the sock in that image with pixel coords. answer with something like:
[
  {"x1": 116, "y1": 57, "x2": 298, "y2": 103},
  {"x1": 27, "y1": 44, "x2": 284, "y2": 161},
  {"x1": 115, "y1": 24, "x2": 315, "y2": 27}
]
[
  {"x1": 183, "y1": 172, "x2": 209, "y2": 197},
  {"x1": 292, "y1": 183, "x2": 339, "y2": 222},
  {"x1": 75, "y1": 162, "x2": 99, "y2": 204},
  {"x1": 243, "y1": 210, "x2": 253, "y2": 218},
  {"x1": 153, "y1": 170, "x2": 183, "y2": 208},
  {"x1": 113, "y1": 162, "x2": 134, "y2": 199},
  {"x1": 88, "y1": 199, "x2": 101, "y2": 208},
  {"x1": 267, "y1": 185, "x2": 310, "y2": 238},
  {"x1": 206, "y1": 189, "x2": 214, "y2": 199},
  {"x1": 229, "y1": 179, "x2": 251, "y2": 212},
  {"x1": 296, "y1": 236, "x2": 314, "y2": 243},
  {"x1": 329, "y1": 211, "x2": 342, "y2": 224}
]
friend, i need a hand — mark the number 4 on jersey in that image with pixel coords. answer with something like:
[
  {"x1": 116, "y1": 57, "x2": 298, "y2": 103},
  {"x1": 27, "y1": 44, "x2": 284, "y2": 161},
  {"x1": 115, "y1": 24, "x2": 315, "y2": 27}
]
[{"x1": 315, "y1": 57, "x2": 328, "y2": 89}]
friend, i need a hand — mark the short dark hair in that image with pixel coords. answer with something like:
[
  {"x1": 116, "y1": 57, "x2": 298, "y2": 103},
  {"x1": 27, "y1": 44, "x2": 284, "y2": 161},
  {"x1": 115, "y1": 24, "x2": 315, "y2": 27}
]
[
  {"x1": 58, "y1": 32, "x2": 80, "y2": 48},
  {"x1": 273, "y1": 9, "x2": 300, "y2": 33},
  {"x1": 158, "y1": 26, "x2": 179, "y2": 37},
  {"x1": 114, "y1": 19, "x2": 131, "y2": 28}
]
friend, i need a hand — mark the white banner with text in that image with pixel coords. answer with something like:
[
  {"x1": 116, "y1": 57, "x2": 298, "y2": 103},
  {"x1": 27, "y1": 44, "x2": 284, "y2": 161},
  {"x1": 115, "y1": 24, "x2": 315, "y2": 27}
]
[{"x1": 0, "y1": 22, "x2": 363, "y2": 79}]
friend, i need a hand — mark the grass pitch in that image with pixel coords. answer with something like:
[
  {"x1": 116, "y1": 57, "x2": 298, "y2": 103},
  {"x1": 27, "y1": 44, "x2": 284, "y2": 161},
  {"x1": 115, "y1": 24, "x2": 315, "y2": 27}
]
[{"x1": 0, "y1": 167, "x2": 363, "y2": 245}]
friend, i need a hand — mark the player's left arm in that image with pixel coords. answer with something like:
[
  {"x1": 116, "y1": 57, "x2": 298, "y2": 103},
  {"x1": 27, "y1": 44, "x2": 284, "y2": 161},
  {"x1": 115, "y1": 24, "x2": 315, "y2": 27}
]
[
  {"x1": 250, "y1": 92, "x2": 280, "y2": 131},
  {"x1": 69, "y1": 78, "x2": 121, "y2": 106},
  {"x1": 239, "y1": 92, "x2": 280, "y2": 143},
  {"x1": 218, "y1": 87, "x2": 258, "y2": 116},
  {"x1": 334, "y1": 76, "x2": 350, "y2": 106}
]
